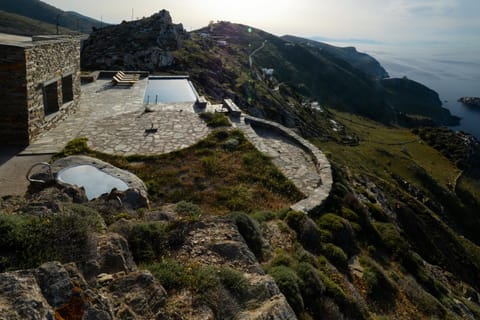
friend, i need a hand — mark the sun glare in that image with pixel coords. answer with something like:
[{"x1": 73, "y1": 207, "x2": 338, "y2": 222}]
[{"x1": 201, "y1": 0, "x2": 293, "y2": 28}]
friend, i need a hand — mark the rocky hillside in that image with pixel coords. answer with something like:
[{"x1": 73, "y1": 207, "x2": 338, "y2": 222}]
[
  {"x1": 282, "y1": 35, "x2": 389, "y2": 80},
  {"x1": 81, "y1": 15, "x2": 458, "y2": 127},
  {"x1": 0, "y1": 10, "x2": 77, "y2": 36},
  {"x1": 81, "y1": 10, "x2": 188, "y2": 71},
  {"x1": 2, "y1": 10, "x2": 480, "y2": 320},
  {"x1": 0, "y1": 0, "x2": 103, "y2": 34}
]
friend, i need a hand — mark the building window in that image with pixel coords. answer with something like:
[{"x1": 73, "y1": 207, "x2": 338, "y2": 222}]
[
  {"x1": 44, "y1": 81, "x2": 59, "y2": 116},
  {"x1": 62, "y1": 75, "x2": 73, "y2": 104}
]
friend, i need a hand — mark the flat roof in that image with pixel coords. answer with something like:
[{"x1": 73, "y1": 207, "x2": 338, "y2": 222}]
[
  {"x1": 0, "y1": 33, "x2": 32, "y2": 47},
  {"x1": 0, "y1": 33, "x2": 80, "y2": 48}
]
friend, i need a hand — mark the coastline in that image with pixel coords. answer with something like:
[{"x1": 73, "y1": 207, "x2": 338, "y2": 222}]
[{"x1": 325, "y1": 40, "x2": 480, "y2": 139}]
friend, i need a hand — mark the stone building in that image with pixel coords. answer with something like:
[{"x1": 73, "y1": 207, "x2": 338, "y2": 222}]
[{"x1": 0, "y1": 33, "x2": 81, "y2": 145}]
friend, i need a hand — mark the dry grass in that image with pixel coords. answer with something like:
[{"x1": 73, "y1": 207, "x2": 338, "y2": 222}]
[{"x1": 56, "y1": 129, "x2": 303, "y2": 215}]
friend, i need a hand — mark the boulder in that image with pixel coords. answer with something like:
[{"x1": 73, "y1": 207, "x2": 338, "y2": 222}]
[
  {"x1": 80, "y1": 233, "x2": 137, "y2": 283},
  {"x1": 107, "y1": 271, "x2": 167, "y2": 318},
  {"x1": 0, "y1": 270, "x2": 55, "y2": 319}
]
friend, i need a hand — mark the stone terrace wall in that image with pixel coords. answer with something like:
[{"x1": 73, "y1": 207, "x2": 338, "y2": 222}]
[
  {"x1": 244, "y1": 115, "x2": 333, "y2": 213},
  {"x1": 25, "y1": 39, "x2": 81, "y2": 142},
  {"x1": 0, "y1": 45, "x2": 29, "y2": 144}
]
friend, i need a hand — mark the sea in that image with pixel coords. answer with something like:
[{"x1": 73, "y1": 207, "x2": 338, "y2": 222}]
[{"x1": 326, "y1": 41, "x2": 480, "y2": 139}]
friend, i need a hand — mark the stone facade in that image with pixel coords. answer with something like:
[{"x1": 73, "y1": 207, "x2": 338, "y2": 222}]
[{"x1": 0, "y1": 35, "x2": 81, "y2": 145}]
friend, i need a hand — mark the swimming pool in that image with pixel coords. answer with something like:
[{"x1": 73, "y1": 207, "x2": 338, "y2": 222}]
[{"x1": 143, "y1": 77, "x2": 198, "y2": 104}]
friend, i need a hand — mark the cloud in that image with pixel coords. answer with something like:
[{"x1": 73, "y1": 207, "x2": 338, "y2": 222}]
[{"x1": 388, "y1": 0, "x2": 458, "y2": 16}]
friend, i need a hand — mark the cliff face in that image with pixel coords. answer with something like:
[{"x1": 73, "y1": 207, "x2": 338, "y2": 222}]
[
  {"x1": 382, "y1": 77, "x2": 460, "y2": 125},
  {"x1": 282, "y1": 35, "x2": 389, "y2": 80},
  {"x1": 81, "y1": 10, "x2": 189, "y2": 71}
]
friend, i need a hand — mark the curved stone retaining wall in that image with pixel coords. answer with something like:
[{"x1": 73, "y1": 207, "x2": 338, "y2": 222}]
[{"x1": 243, "y1": 115, "x2": 332, "y2": 213}]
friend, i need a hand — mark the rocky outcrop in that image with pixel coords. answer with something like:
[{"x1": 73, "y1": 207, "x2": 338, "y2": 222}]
[
  {"x1": 0, "y1": 261, "x2": 167, "y2": 320},
  {"x1": 459, "y1": 97, "x2": 480, "y2": 107},
  {"x1": 79, "y1": 233, "x2": 137, "y2": 283},
  {"x1": 81, "y1": 10, "x2": 189, "y2": 71},
  {"x1": 172, "y1": 217, "x2": 298, "y2": 319}
]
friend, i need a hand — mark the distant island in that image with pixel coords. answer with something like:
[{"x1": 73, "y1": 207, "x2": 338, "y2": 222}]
[{"x1": 459, "y1": 97, "x2": 480, "y2": 107}]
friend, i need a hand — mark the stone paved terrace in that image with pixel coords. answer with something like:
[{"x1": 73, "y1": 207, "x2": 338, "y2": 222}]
[
  {"x1": 21, "y1": 79, "x2": 211, "y2": 156},
  {"x1": 234, "y1": 115, "x2": 332, "y2": 213},
  {"x1": 3, "y1": 76, "x2": 331, "y2": 208}
]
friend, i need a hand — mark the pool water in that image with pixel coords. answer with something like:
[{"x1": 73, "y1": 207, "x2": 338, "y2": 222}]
[
  {"x1": 143, "y1": 78, "x2": 197, "y2": 104},
  {"x1": 57, "y1": 165, "x2": 129, "y2": 200}
]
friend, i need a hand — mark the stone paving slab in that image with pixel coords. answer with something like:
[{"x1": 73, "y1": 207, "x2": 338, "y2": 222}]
[
  {"x1": 20, "y1": 79, "x2": 211, "y2": 156},
  {"x1": 20, "y1": 79, "x2": 148, "y2": 155},
  {"x1": 82, "y1": 109, "x2": 211, "y2": 156}
]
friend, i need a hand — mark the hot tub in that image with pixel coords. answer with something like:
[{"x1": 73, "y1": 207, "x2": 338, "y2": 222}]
[{"x1": 57, "y1": 165, "x2": 129, "y2": 200}]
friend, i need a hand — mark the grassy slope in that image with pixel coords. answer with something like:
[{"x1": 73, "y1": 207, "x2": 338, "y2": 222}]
[
  {"x1": 0, "y1": 0, "x2": 104, "y2": 34},
  {"x1": 54, "y1": 129, "x2": 303, "y2": 215},
  {"x1": 318, "y1": 110, "x2": 460, "y2": 190},
  {"x1": 0, "y1": 10, "x2": 75, "y2": 35}
]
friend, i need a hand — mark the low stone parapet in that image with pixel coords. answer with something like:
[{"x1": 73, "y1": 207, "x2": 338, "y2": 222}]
[{"x1": 243, "y1": 115, "x2": 333, "y2": 213}]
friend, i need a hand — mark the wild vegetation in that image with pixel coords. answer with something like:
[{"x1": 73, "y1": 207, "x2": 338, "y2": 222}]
[
  {"x1": 0, "y1": 10, "x2": 76, "y2": 36},
  {"x1": 1, "y1": 12, "x2": 480, "y2": 320},
  {"x1": 0, "y1": 0, "x2": 104, "y2": 34},
  {"x1": 53, "y1": 129, "x2": 303, "y2": 214},
  {"x1": 167, "y1": 22, "x2": 458, "y2": 128}
]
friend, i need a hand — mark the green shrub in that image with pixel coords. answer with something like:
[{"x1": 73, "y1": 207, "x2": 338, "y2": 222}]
[
  {"x1": 218, "y1": 267, "x2": 249, "y2": 299},
  {"x1": 0, "y1": 213, "x2": 95, "y2": 271},
  {"x1": 284, "y1": 210, "x2": 306, "y2": 231},
  {"x1": 360, "y1": 256, "x2": 398, "y2": 306},
  {"x1": 295, "y1": 262, "x2": 326, "y2": 298},
  {"x1": 144, "y1": 259, "x2": 189, "y2": 291},
  {"x1": 373, "y1": 222, "x2": 408, "y2": 258},
  {"x1": 321, "y1": 243, "x2": 348, "y2": 269},
  {"x1": 199, "y1": 112, "x2": 231, "y2": 127},
  {"x1": 229, "y1": 212, "x2": 263, "y2": 258},
  {"x1": 192, "y1": 265, "x2": 240, "y2": 319},
  {"x1": 270, "y1": 250, "x2": 296, "y2": 268},
  {"x1": 51, "y1": 137, "x2": 89, "y2": 160},
  {"x1": 175, "y1": 200, "x2": 202, "y2": 222},
  {"x1": 193, "y1": 265, "x2": 221, "y2": 293},
  {"x1": 250, "y1": 210, "x2": 277, "y2": 223},
  {"x1": 268, "y1": 265, "x2": 304, "y2": 314},
  {"x1": 317, "y1": 213, "x2": 357, "y2": 254},
  {"x1": 128, "y1": 222, "x2": 169, "y2": 263},
  {"x1": 366, "y1": 202, "x2": 388, "y2": 222},
  {"x1": 339, "y1": 207, "x2": 359, "y2": 221},
  {"x1": 222, "y1": 138, "x2": 240, "y2": 151}
]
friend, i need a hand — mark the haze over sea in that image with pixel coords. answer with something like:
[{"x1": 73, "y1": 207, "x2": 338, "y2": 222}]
[{"x1": 326, "y1": 41, "x2": 480, "y2": 139}]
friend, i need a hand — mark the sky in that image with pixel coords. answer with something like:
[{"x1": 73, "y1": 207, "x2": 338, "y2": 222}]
[{"x1": 43, "y1": 0, "x2": 480, "y2": 46}]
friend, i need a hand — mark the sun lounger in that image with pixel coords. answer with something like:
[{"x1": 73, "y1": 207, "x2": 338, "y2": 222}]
[
  {"x1": 116, "y1": 71, "x2": 139, "y2": 81},
  {"x1": 112, "y1": 75, "x2": 137, "y2": 85}
]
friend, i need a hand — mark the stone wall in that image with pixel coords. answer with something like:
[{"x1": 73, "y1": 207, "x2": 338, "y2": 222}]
[
  {"x1": 0, "y1": 45, "x2": 29, "y2": 144},
  {"x1": 243, "y1": 115, "x2": 333, "y2": 213},
  {"x1": 25, "y1": 38, "x2": 81, "y2": 142},
  {"x1": 0, "y1": 38, "x2": 80, "y2": 145}
]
